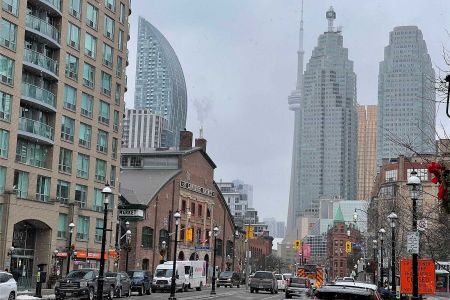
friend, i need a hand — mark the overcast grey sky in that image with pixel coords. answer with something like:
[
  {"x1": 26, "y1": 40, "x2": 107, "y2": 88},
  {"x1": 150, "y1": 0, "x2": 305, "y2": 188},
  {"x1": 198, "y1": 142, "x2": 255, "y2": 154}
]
[{"x1": 125, "y1": 0, "x2": 450, "y2": 222}]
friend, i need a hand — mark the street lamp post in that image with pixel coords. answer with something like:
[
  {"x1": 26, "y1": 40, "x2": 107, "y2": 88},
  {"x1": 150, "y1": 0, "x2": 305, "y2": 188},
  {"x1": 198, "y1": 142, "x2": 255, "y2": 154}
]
[
  {"x1": 372, "y1": 240, "x2": 377, "y2": 285},
  {"x1": 379, "y1": 228, "x2": 386, "y2": 287},
  {"x1": 407, "y1": 170, "x2": 421, "y2": 300},
  {"x1": 125, "y1": 229, "x2": 132, "y2": 272},
  {"x1": 66, "y1": 222, "x2": 75, "y2": 275},
  {"x1": 388, "y1": 212, "x2": 398, "y2": 292},
  {"x1": 97, "y1": 183, "x2": 112, "y2": 300},
  {"x1": 232, "y1": 229, "x2": 239, "y2": 272},
  {"x1": 210, "y1": 226, "x2": 219, "y2": 295},
  {"x1": 169, "y1": 211, "x2": 181, "y2": 300}
]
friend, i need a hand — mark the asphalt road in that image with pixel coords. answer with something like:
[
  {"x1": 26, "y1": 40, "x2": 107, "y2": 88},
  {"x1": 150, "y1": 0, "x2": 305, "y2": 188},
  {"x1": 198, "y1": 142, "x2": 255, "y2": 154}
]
[{"x1": 128, "y1": 286, "x2": 311, "y2": 300}]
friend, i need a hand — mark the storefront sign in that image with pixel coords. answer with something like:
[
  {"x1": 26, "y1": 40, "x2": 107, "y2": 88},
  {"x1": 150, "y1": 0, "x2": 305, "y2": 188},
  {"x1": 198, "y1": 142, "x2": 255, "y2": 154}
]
[
  {"x1": 56, "y1": 252, "x2": 68, "y2": 257},
  {"x1": 119, "y1": 209, "x2": 144, "y2": 218},
  {"x1": 180, "y1": 181, "x2": 215, "y2": 197},
  {"x1": 195, "y1": 245, "x2": 210, "y2": 251}
]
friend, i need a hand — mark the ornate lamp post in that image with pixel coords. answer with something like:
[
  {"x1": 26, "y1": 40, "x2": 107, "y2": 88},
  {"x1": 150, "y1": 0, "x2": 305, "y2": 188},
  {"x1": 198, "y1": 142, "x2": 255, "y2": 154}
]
[
  {"x1": 160, "y1": 241, "x2": 167, "y2": 263},
  {"x1": 407, "y1": 170, "x2": 421, "y2": 300},
  {"x1": 379, "y1": 228, "x2": 386, "y2": 287},
  {"x1": 66, "y1": 222, "x2": 75, "y2": 275},
  {"x1": 232, "y1": 229, "x2": 239, "y2": 272},
  {"x1": 210, "y1": 226, "x2": 219, "y2": 295},
  {"x1": 169, "y1": 211, "x2": 181, "y2": 300},
  {"x1": 97, "y1": 183, "x2": 112, "y2": 300},
  {"x1": 372, "y1": 239, "x2": 377, "y2": 285},
  {"x1": 125, "y1": 229, "x2": 132, "y2": 272},
  {"x1": 388, "y1": 211, "x2": 398, "y2": 292}
]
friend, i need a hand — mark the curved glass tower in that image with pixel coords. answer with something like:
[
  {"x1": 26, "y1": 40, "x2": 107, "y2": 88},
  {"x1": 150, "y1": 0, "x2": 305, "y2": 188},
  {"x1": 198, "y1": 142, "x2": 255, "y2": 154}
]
[{"x1": 134, "y1": 17, "x2": 187, "y2": 147}]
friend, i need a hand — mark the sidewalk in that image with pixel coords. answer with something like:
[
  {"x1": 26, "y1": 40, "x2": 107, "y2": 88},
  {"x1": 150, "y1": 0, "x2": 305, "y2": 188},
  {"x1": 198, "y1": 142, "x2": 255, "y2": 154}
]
[{"x1": 17, "y1": 289, "x2": 55, "y2": 300}]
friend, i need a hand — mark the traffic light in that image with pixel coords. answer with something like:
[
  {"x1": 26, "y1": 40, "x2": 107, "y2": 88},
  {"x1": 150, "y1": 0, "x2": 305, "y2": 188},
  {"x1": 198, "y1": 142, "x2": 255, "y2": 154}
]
[
  {"x1": 345, "y1": 241, "x2": 352, "y2": 253},
  {"x1": 186, "y1": 228, "x2": 193, "y2": 241},
  {"x1": 249, "y1": 226, "x2": 254, "y2": 239},
  {"x1": 294, "y1": 240, "x2": 301, "y2": 250},
  {"x1": 245, "y1": 225, "x2": 254, "y2": 239}
]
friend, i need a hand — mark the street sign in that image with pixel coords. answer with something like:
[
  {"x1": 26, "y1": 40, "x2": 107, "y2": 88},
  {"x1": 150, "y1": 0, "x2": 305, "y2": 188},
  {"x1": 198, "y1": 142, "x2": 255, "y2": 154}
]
[
  {"x1": 345, "y1": 241, "x2": 352, "y2": 253},
  {"x1": 407, "y1": 231, "x2": 420, "y2": 254},
  {"x1": 400, "y1": 259, "x2": 435, "y2": 295},
  {"x1": 417, "y1": 219, "x2": 428, "y2": 231},
  {"x1": 294, "y1": 240, "x2": 301, "y2": 250}
]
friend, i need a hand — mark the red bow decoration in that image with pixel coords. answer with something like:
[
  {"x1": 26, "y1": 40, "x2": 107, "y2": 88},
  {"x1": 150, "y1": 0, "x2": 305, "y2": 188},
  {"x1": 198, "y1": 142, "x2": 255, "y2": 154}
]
[{"x1": 428, "y1": 161, "x2": 446, "y2": 200}]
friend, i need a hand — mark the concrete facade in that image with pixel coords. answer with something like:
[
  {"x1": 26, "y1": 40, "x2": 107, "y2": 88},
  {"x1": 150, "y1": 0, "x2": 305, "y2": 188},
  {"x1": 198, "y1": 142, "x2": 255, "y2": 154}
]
[{"x1": 0, "y1": 0, "x2": 130, "y2": 288}]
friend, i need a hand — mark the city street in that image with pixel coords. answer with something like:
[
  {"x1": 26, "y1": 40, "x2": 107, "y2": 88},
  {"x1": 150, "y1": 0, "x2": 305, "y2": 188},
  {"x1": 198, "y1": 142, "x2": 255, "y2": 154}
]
[{"x1": 128, "y1": 287, "x2": 310, "y2": 300}]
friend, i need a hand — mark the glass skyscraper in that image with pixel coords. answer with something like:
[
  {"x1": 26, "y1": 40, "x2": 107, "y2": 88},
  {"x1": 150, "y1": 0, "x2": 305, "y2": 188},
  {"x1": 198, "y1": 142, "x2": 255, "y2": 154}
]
[
  {"x1": 134, "y1": 16, "x2": 187, "y2": 147},
  {"x1": 377, "y1": 26, "x2": 435, "y2": 165}
]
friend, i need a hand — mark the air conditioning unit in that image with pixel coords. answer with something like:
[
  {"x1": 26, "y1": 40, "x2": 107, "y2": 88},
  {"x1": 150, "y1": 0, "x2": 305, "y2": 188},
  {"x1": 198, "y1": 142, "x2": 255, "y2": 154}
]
[
  {"x1": 106, "y1": 31, "x2": 112, "y2": 39},
  {"x1": 86, "y1": 49, "x2": 93, "y2": 57},
  {"x1": 4, "y1": 40, "x2": 10, "y2": 47},
  {"x1": 71, "y1": 9, "x2": 78, "y2": 17},
  {"x1": 70, "y1": 40, "x2": 77, "y2": 48},
  {"x1": 5, "y1": 4, "x2": 12, "y2": 13},
  {"x1": 107, "y1": 3, "x2": 113, "y2": 10},
  {"x1": 88, "y1": 20, "x2": 95, "y2": 28},
  {"x1": 1, "y1": 75, "x2": 8, "y2": 83}
]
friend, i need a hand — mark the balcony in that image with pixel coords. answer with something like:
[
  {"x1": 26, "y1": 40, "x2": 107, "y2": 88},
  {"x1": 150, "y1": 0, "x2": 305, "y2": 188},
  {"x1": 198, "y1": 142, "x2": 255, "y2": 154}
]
[
  {"x1": 23, "y1": 48, "x2": 59, "y2": 80},
  {"x1": 27, "y1": 0, "x2": 61, "y2": 16},
  {"x1": 21, "y1": 82, "x2": 56, "y2": 112},
  {"x1": 25, "y1": 14, "x2": 60, "y2": 48},
  {"x1": 18, "y1": 117, "x2": 54, "y2": 145}
]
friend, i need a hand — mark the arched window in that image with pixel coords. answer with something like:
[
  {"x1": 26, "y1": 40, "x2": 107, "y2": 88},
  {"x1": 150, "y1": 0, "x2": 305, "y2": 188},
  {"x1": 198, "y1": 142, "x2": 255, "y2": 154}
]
[
  {"x1": 159, "y1": 229, "x2": 169, "y2": 248},
  {"x1": 216, "y1": 239, "x2": 223, "y2": 256},
  {"x1": 142, "y1": 258, "x2": 149, "y2": 270},
  {"x1": 142, "y1": 226, "x2": 153, "y2": 249},
  {"x1": 226, "y1": 240, "x2": 233, "y2": 257}
]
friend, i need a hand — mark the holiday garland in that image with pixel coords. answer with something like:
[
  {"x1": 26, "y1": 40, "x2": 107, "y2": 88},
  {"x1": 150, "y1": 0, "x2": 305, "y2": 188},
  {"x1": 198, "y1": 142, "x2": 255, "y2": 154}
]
[{"x1": 428, "y1": 161, "x2": 450, "y2": 214}]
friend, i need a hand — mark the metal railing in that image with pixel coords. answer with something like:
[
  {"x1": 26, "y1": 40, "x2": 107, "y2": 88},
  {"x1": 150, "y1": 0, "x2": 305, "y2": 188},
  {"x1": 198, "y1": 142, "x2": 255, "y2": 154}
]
[
  {"x1": 18, "y1": 117, "x2": 54, "y2": 141},
  {"x1": 40, "y1": 0, "x2": 61, "y2": 12},
  {"x1": 21, "y1": 82, "x2": 56, "y2": 108},
  {"x1": 23, "y1": 48, "x2": 59, "y2": 75},
  {"x1": 25, "y1": 14, "x2": 60, "y2": 43}
]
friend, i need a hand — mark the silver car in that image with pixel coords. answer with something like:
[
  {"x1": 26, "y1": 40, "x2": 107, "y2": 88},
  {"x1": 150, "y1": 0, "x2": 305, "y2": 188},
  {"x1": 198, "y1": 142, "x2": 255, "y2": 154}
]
[{"x1": 249, "y1": 271, "x2": 278, "y2": 294}]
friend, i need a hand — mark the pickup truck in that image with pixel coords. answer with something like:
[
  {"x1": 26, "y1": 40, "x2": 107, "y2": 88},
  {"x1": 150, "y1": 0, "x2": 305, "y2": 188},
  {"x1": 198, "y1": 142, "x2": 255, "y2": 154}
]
[
  {"x1": 55, "y1": 269, "x2": 115, "y2": 300},
  {"x1": 249, "y1": 271, "x2": 278, "y2": 294}
]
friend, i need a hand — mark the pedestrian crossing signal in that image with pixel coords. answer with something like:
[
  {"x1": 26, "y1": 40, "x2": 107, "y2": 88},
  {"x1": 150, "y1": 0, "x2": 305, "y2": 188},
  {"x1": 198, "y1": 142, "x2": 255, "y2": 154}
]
[{"x1": 294, "y1": 240, "x2": 301, "y2": 250}]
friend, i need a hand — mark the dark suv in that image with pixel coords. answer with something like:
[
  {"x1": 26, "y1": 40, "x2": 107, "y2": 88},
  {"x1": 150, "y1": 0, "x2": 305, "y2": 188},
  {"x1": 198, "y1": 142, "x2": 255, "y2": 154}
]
[
  {"x1": 217, "y1": 271, "x2": 240, "y2": 288},
  {"x1": 127, "y1": 270, "x2": 152, "y2": 296},
  {"x1": 249, "y1": 271, "x2": 278, "y2": 294}
]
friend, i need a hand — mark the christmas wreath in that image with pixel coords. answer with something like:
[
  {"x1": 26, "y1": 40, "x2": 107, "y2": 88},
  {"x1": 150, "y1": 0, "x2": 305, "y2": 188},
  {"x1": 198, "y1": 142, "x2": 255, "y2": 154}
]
[{"x1": 428, "y1": 161, "x2": 450, "y2": 214}]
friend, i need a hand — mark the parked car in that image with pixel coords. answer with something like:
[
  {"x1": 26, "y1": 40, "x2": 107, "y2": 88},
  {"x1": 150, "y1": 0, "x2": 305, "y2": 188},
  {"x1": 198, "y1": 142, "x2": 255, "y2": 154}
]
[
  {"x1": 216, "y1": 271, "x2": 240, "y2": 288},
  {"x1": 127, "y1": 270, "x2": 152, "y2": 296},
  {"x1": 249, "y1": 271, "x2": 278, "y2": 294},
  {"x1": 105, "y1": 272, "x2": 131, "y2": 298},
  {"x1": 285, "y1": 277, "x2": 312, "y2": 298},
  {"x1": 274, "y1": 274, "x2": 286, "y2": 291},
  {"x1": 0, "y1": 271, "x2": 16, "y2": 300},
  {"x1": 314, "y1": 284, "x2": 381, "y2": 300},
  {"x1": 55, "y1": 269, "x2": 115, "y2": 300}
]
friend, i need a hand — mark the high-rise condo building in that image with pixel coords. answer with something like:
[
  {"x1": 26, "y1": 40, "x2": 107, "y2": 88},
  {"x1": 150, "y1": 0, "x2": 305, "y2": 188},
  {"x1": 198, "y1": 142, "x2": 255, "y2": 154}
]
[
  {"x1": 377, "y1": 26, "x2": 436, "y2": 165},
  {"x1": 134, "y1": 16, "x2": 187, "y2": 147},
  {"x1": 286, "y1": 7, "x2": 358, "y2": 240},
  {"x1": 0, "y1": 0, "x2": 130, "y2": 286}
]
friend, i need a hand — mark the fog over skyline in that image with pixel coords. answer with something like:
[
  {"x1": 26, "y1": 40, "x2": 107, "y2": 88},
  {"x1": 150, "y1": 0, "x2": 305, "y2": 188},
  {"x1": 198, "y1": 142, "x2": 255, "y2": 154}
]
[{"x1": 125, "y1": 0, "x2": 450, "y2": 222}]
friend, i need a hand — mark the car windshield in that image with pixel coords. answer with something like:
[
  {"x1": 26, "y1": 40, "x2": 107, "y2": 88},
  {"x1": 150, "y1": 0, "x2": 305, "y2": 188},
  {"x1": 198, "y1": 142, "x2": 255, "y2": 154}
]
[
  {"x1": 291, "y1": 277, "x2": 307, "y2": 286},
  {"x1": 128, "y1": 271, "x2": 145, "y2": 278},
  {"x1": 67, "y1": 270, "x2": 93, "y2": 279},
  {"x1": 219, "y1": 271, "x2": 233, "y2": 278},
  {"x1": 155, "y1": 269, "x2": 172, "y2": 277},
  {"x1": 275, "y1": 274, "x2": 282, "y2": 280},
  {"x1": 254, "y1": 272, "x2": 272, "y2": 279}
]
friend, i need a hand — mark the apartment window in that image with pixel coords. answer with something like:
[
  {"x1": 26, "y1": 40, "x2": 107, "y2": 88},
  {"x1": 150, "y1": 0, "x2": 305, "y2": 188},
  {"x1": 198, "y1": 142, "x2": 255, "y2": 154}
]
[
  {"x1": 86, "y1": 3, "x2": 98, "y2": 29},
  {"x1": 385, "y1": 170, "x2": 398, "y2": 182},
  {"x1": 111, "y1": 138, "x2": 118, "y2": 159},
  {"x1": 93, "y1": 188, "x2": 103, "y2": 212},
  {"x1": 198, "y1": 204, "x2": 203, "y2": 217},
  {"x1": 0, "y1": 54, "x2": 14, "y2": 86},
  {"x1": 81, "y1": 92, "x2": 93, "y2": 118},
  {"x1": 0, "y1": 129, "x2": 9, "y2": 158},
  {"x1": 113, "y1": 110, "x2": 119, "y2": 132},
  {"x1": 101, "y1": 72, "x2": 112, "y2": 96},
  {"x1": 2, "y1": 0, "x2": 19, "y2": 16},
  {"x1": 57, "y1": 180, "x2": 70, "y2": 204},
  {"x1": 76, "y1": 153, "x2": 89, "y2": 179},
  {"x1": 69, "y1": 0, "x2": 81, "y2": 19},
  {"x1": 130, "y1": 156, "x2": 141, "y2": 167},
  {"x1": 407, "y1": 168, "x2": 429, "y2": 181},
  {"x1": 0, "y1": 91, "x2": 11, "y2": 121},
  {"x1": 216, "y1": 239, "x2": 223, "y2": 256},
  {"x1": 95, "y1": 159, "x2": 107, "y2": 182},
  {"x1": 181, "y1": 200, "x2": 186, "y2": 213},
  {"x1": 58, "y1": 147, "x2": 72, "y2": 174},
  {"x1": 79, "y1": 123, "x2": 92, "y2": 148},
  {"x1": 102, "y1": 43, "x2": 113, "y2": 68},
  {"x1": 142, "y1": 227, "x2": 153, "y2": 249},
  {"x1": 116, "y1": 56, "x2": 123, "y2": 78},
  {"x1": 15, "y1": 139, "x2": 49, "y2": 168},
  {"x1": 191, "y1": 203, "x2": 196, "y2": 216},
  {"x1": 115, "y1": 83, "x2": 121, "y2": 105},
  {"x1": 13, "y1": 170, "x2": 29, "y2": 199},
  {"x1": 98, "y1": 101, "x2": 110, "y2": 124},
  {"x1": 58, "y1": 213, "x2": 68, "y2": 238},
  {"x1": 105, "y1": 0, "x2": 115, "y2": 11},
  {"x1": 67, "y1": 23, "x2": 80, "y2": 49},
  {"x1": 110, "y1": 165, "x2": 116, "y2": 187},
  {"x1": 119, "y1": 2, "x2": 125, "y2": 23},
  {"x1": 36, "y1": 175, "x2": 51, "y2": 202},
  {"x1": 0, "y1": 166, "x2": 5, "y2": 194},
  {"x1": 95, "y1": 218, "x2": 103, "y2": 242},
  {"x1": 63, "y1": 84, "x2": 77, "y2": 111},
  {"x1": 75, "y1": 184, "x2": 87, "y2": 208},
  {"x1": 65, "y1": 53, "x2": 78, "y2": 80},
  {"x1": 97, "y1": 130, "x2": 108, "y2": 153},
  {"x1": 61, "y1": 116, "x2": 75, "y2": 142},
  {"x1": 76, "y1": 216, "x2": 89, "y2": 240},
  {"x1": 0, "y1": 19, "x2": 17, "y2": 51},
  {"x1": 82, "y1": 63, "x2": 95, "y2": 88},
  {"x1": 104, "y1": 16, "x2": 115, "y2": 40},
  {"x1": 84, "y1": 33, "x2": 97, "y2": 59},
  {"x1": 118, "y1": 30, "x2": 124, "y2": 51}
]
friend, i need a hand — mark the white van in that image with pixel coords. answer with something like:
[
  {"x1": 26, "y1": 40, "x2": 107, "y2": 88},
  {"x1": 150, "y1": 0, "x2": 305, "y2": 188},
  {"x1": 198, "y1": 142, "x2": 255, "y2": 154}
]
[
  {"x1": 152, "y1": 261, "x2": 186, "y2": 293},
  {"x1": 177, "y1": 261, "x2": 206, "y2": 291}
]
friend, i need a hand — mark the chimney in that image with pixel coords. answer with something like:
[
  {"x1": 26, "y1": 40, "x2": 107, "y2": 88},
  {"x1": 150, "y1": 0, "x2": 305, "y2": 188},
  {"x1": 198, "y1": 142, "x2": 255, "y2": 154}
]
[
  {"x1": 194, "y1": 127, "x2": 207, "y2": 152},
  {"x1": 179, "y1": 129, "x2": 193, "y2": 150}
]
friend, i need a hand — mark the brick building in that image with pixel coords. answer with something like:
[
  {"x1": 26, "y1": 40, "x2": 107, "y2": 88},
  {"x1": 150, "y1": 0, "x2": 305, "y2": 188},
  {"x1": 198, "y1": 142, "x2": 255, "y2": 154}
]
[
  {"x1": 249, "y1": 233, "x2": 273, "y2": 271},
  {"x1": 327, "y1": 206, "x2": 361, "y2": 279},
  {"x1": 119, "y1": 130, "x2": 239, "y2": 276}
]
